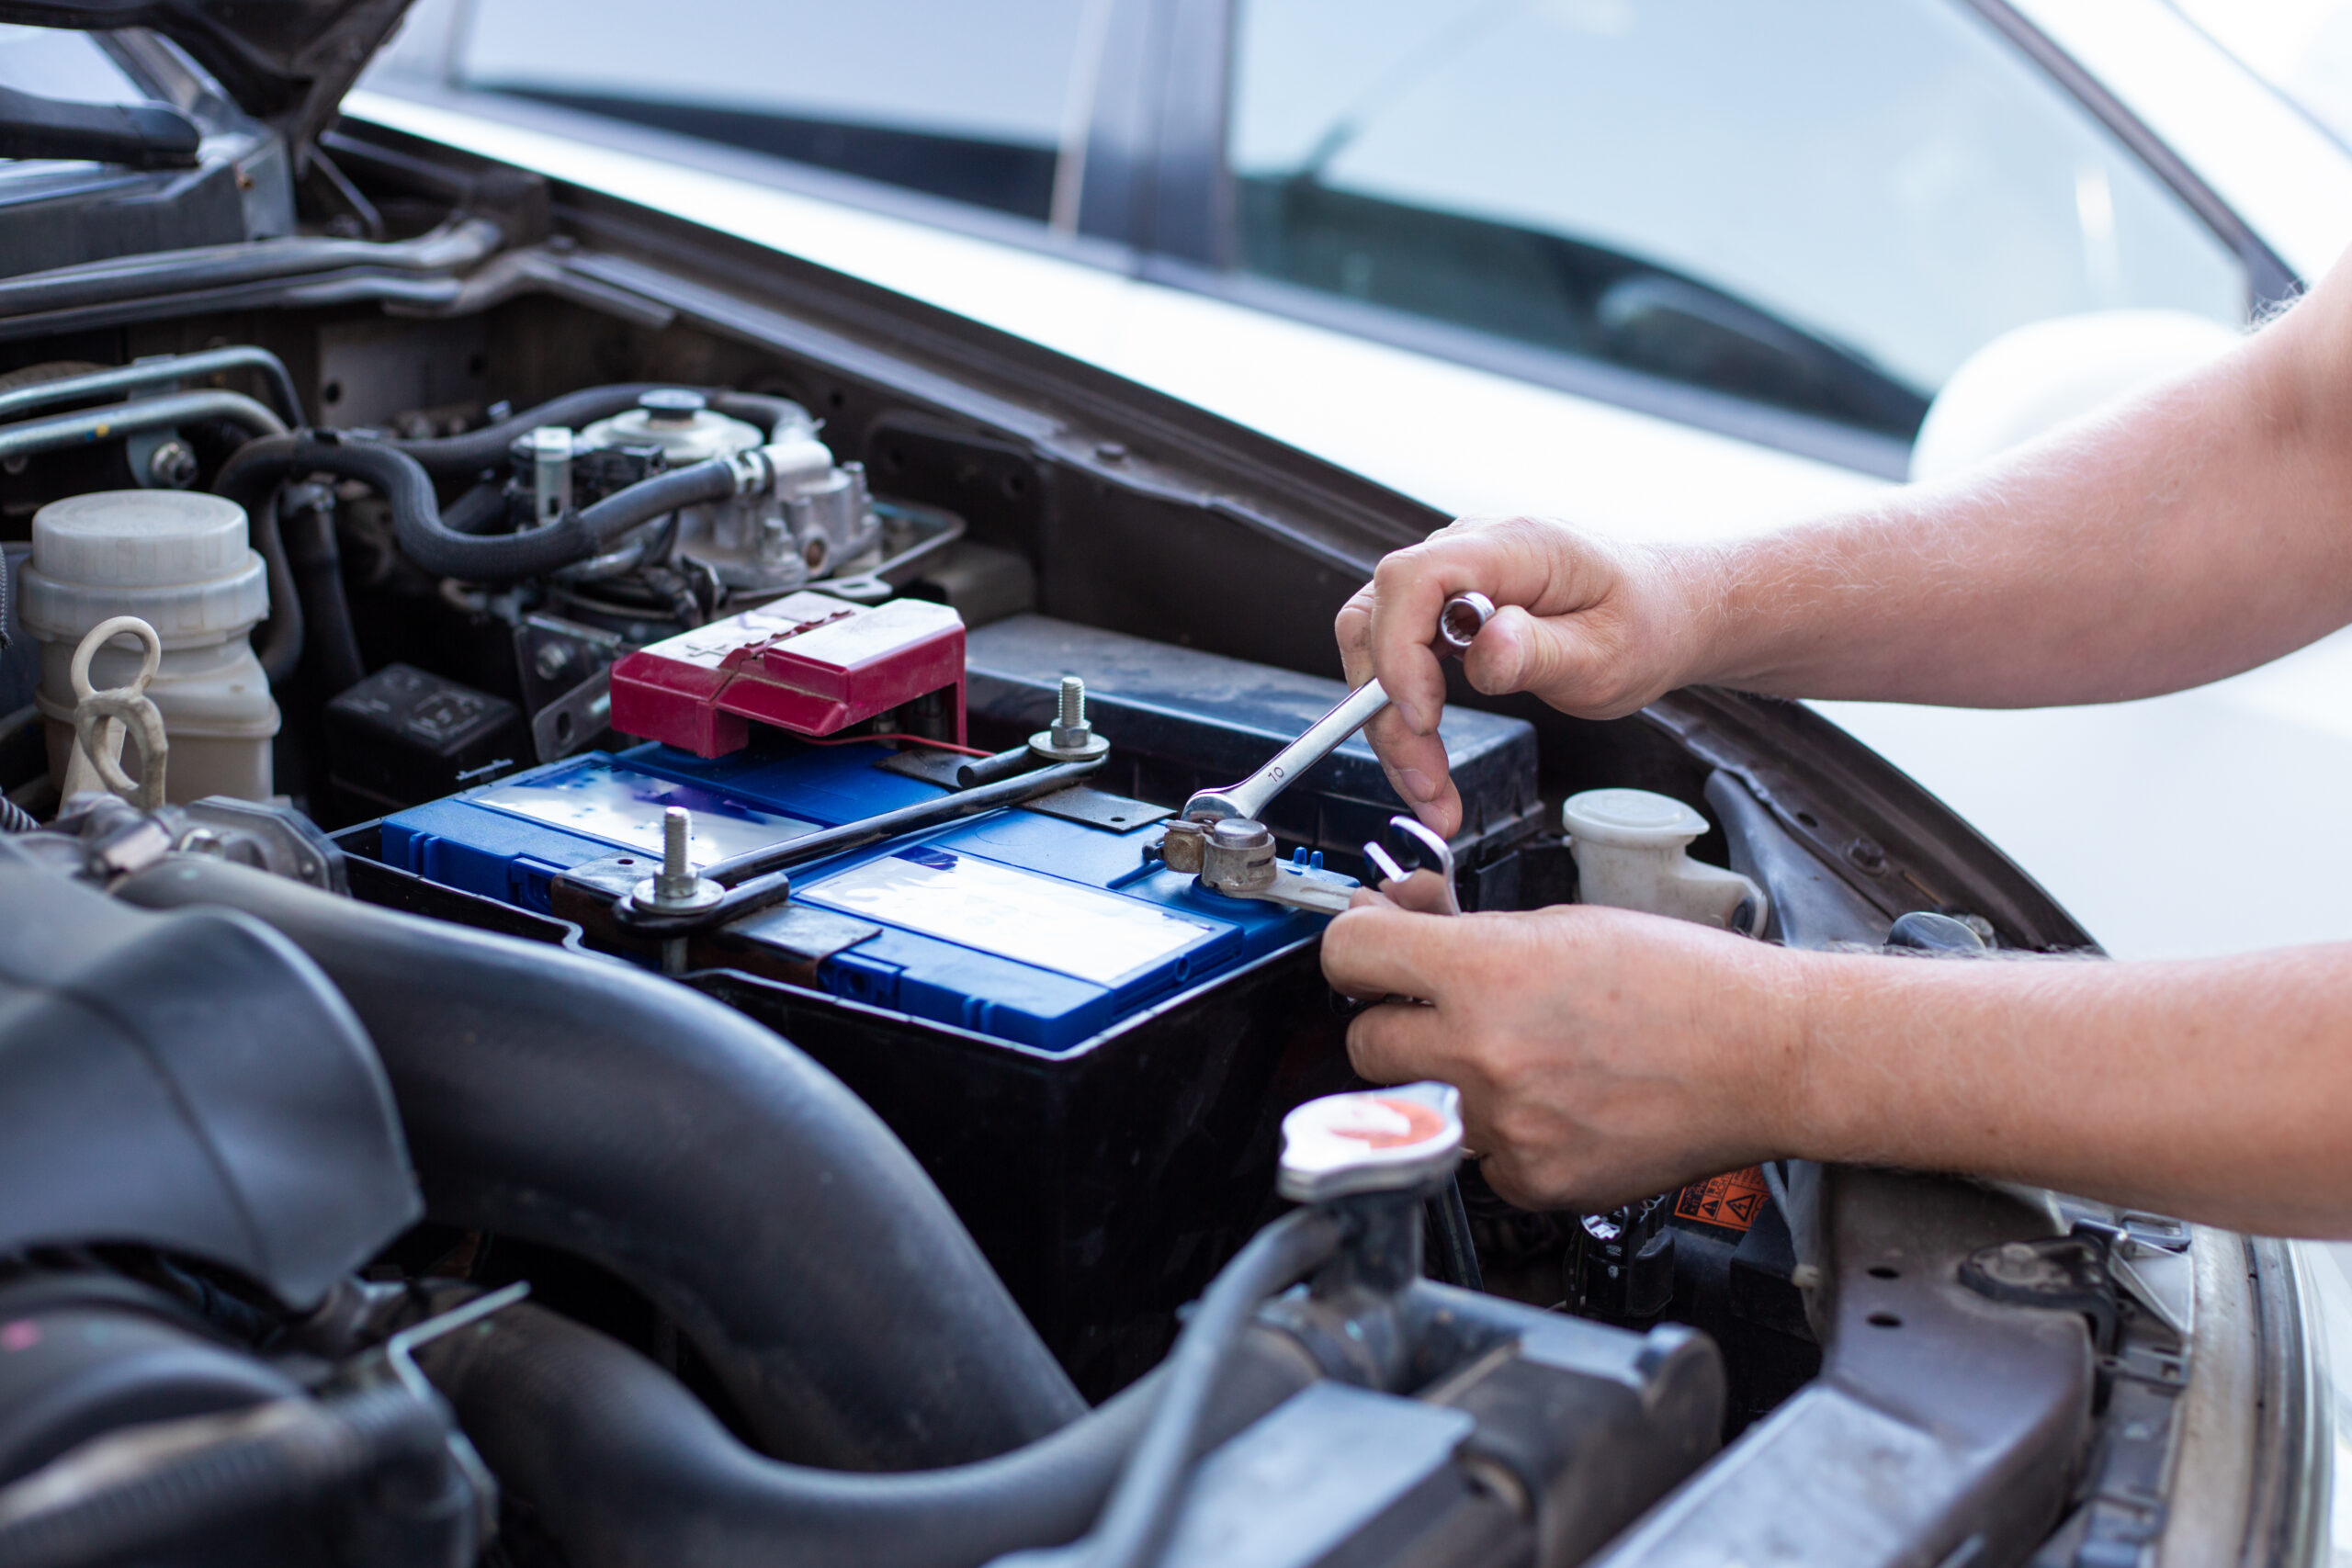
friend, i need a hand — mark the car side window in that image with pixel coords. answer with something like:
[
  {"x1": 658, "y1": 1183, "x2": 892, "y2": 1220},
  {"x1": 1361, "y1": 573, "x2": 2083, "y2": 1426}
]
[
  {"x1": 1227, "y1": 0, "x2": 2250, "y2": 439},
  {"x1": 448, "y1": 0, "x2": 1091, "y2": 221}
]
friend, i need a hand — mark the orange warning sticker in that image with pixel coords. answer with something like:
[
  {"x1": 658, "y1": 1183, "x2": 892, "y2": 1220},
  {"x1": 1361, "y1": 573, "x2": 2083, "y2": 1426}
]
[{"x1": 1673, "y1": 1166, "x2": 1771, "y2": 1233}]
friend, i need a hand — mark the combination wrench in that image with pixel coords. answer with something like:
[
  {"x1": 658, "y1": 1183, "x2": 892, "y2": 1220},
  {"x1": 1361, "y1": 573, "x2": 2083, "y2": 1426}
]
[
  {"x1": 1163, "y1": 590, "x2": 1493, "y2": 913},
  {"x1": 1179, "y1": 591, "x2": 1495, "y2": 824}
]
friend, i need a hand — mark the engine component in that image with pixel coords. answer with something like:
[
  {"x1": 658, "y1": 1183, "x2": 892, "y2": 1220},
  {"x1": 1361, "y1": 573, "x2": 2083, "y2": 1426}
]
[
  {"x1": 0, "y1": 1274, "x2": 483, "y2": 1568},
  {"x1": 0, "y1": 1275, "x2": 308, "y2": 1486},
  {"x1": 110, "y1": 855, "x2": 1089, "y2": 1471},
  {"x1": 19, "y1": 491, "x2": 280, "y2": 803},
  {"x1": 608, "y1": 590, "x2": 967, "y2": 755},
  {"x1": 1563, "y1": 787, "x2": 1769, "y2": 934},
  {"x1": 324, "y1": 664, "x2": 524, "y2": 818},
  {"x1": 0, "y1": 389, "x2": 286, "y2": 468},
  {"x1": 417, "y1": 1083, "x2": 1719, "y2": 1568},
  {"x1": 1572, "y1": 1195, "x2": 1678, "y2": 1321},
  {"x1": 1275, "y1": 1081, "x2": 1465, "y2": 1203},
  {"x1": 573, "y1": 389, "x2": 808, "y2": 592},
  {"x1": 0, "y1": 346, "x2": 304, "y2": 429},
  {"x1": 0, "y1": 836, "x2": 418, "y2": 1310}
]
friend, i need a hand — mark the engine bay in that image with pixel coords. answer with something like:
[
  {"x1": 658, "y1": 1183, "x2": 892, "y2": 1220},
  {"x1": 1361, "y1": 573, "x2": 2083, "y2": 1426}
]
[{"x1": 0, "y1": 135, "x2": 2226, "y2": 1568}]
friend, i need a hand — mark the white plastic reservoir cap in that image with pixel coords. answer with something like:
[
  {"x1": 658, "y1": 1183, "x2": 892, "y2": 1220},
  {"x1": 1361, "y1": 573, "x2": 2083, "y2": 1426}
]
[
  {"x1": 21, "y1": 491, "x2": 267, "y2": 647},
  {"x1": 1560, "y1": 788, "x2": 1710, "y2": 848},
  {"x1": 1277, "y1": 1082, "x2": 1463, "y2": 1202}
]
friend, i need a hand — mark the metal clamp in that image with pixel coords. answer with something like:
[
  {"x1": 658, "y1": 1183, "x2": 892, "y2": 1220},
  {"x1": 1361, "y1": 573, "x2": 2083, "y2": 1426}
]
[{"x1": 1172, "y1": 816, "x2": 1358, "y2": 915}]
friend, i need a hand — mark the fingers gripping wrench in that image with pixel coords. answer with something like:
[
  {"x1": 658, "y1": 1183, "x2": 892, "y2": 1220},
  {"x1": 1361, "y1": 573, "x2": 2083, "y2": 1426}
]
[{"x1": 1180, "y1": 592, "x2": 1494, "y2": 824}]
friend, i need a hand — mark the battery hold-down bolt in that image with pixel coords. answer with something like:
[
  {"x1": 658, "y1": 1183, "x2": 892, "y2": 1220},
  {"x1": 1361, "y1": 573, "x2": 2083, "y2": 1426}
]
[
  {"x1": 634, "y1": 806, "x2": 725, "y2": 972},
  {"x1": 1030, "y1": 674, "x2": 1111, "y2": 762}
]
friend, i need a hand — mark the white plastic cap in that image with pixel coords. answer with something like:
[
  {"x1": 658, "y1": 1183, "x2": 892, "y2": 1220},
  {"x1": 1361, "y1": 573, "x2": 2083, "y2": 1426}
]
[
  {"x1": 1560, "y1": 788, "x2": 1710, "y2": 850},
  {"x1": 1277, "y1": 1082, "x2": 1464, "y2": 1202},
  {"x1": 21, "y1": 491, "x2": 267, "y2": 648}
]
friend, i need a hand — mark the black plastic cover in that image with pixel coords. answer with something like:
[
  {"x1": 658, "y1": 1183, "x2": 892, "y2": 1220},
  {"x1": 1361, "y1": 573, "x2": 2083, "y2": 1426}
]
[
  {"x1": 327, "y1": 662, "x2": 524, "y2": 814},
  {"x1": 0, "y1": 838, "x2": 419, "y2": 1307}
]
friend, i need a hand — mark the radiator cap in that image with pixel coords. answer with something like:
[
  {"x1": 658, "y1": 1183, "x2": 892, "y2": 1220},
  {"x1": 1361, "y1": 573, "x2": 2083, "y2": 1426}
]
[{"x1": 1278, "y1": 1082, "x2": 1463, "y2": 1202}]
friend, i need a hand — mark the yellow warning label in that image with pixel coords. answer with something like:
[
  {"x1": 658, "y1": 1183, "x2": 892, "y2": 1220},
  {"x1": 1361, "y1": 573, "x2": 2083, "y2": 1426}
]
[{"x1": 1673, "y1": 1166, "x2": 1771, "y2": 1233}]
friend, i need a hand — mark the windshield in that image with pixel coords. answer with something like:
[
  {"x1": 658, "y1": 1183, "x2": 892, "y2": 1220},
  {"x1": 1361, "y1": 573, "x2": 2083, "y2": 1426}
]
[{"x1": 2169, "y1": 0, "x2": 2352, "y2": 152}]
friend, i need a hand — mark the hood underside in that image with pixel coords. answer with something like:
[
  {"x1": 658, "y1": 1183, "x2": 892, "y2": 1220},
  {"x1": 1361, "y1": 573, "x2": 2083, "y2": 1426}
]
[{"x1": 0, "y1": 0, "x2": 412, "y2": 152}]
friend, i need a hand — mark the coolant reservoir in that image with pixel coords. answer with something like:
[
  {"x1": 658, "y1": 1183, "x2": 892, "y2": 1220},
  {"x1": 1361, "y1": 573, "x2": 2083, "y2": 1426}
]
[
  {"x1": 20, "y1": 491, "x2": 278, "y2": 803},
  {"x1": 1562, "y1": 788, "x2": 1767, "y2": 935}
]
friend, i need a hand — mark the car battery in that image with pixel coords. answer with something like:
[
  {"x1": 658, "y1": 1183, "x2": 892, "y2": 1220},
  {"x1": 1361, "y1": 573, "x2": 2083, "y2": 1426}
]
[
  {"x1": 961, "y1": 615, "x2": 1544, "y2": 884},
  {"x1": 375, "y1": 738, "x2": 1323, "y2": 1052}
]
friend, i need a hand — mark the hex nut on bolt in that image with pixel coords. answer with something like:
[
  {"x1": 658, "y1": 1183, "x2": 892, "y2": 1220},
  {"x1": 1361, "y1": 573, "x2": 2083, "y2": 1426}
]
[
  {"x1": 633, "y1": 807, "x2": 725, "y2": 914},
  {"x1": 147, "y1": 440, "x2": 198, "y2": 489},
  {"x1": 1030, "y1": 674, "x2": 1111, "y2": 761}
]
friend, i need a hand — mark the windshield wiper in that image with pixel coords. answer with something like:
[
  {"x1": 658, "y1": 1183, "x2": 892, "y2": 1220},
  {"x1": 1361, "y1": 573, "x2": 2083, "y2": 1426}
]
[{"x1": 0, "y1": 83, "x2": 198, "y2": 170}]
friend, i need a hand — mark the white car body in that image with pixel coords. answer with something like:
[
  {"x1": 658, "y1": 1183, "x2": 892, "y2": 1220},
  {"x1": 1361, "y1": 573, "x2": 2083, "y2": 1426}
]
[{"x1": 352, "y1": 0, "x2": 2352, "y2": 972}]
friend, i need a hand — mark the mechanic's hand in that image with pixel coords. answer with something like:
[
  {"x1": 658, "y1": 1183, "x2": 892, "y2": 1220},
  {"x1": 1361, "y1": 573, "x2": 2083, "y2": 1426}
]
[
  {"x1": 1322, "y1": 896, "x2": 1804, "y2": 1212},
  {"x1": 1338, "y1": 516, "x2": 1713, "y2": 836}
]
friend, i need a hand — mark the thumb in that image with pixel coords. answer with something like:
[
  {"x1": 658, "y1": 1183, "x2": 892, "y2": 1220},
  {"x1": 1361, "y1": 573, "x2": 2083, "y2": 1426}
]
[{"x1": 1465, "y1": 604, "x2": 1610, "y2": 705}]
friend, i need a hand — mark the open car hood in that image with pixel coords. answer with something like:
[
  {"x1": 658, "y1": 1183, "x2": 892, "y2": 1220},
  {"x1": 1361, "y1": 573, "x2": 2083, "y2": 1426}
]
[{"x1": 0, "y1": 0, "x2": 413, "y2": 153}]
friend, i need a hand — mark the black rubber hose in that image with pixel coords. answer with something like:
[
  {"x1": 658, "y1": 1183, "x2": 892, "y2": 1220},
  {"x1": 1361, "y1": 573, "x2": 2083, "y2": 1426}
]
[
  {"x1": 1015, "y1": 1209, "x2": 1342, "y2": 1568},
  {"x1": 417, "y1": 1302, "x2": 1319, "y2": 1568},
  {"x1": 111, "y1": 860, "x2": 1087, "y2": 1471},
  {"x1": 278, "y1": 488, "x2": 365, "y2": 697},
  {"x1": 439, "y1": 480, "x2": 508, "y2": 536},
  {"x1": 575, "y1": 457, "x2": 741, "y2": 544},
  {"x1": 382, "y1": 385, "x2": 666, "y2": 479},
  {"x1": 1423, "y1": 1178, "x2": 1485, "y2": 1292},
  {"x1": 377, "y1": 386, "x2": 809, "y2": 480},
  {"x1": 209, "y1": 460, "x2": 304, "y2": 687},
  {"x1": 0, "y1": 1384, "x2": 453, "y2": 1568},
  {"x1": 215, "y1": 435, "x2": 597, "y2": 583},
  {"x1": 708, "y1": 390, "x2": 808, "y2": 434}
]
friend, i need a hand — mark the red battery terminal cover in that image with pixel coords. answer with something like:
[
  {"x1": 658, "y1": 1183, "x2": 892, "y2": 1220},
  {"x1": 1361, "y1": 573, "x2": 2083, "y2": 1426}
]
[{"x1": 609, "y1": 591, "x2": 967, "y2": 757}]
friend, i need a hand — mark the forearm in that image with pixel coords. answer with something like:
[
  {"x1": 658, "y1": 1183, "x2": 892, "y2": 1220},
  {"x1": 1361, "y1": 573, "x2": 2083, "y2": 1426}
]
[
  {"x1": 1683, "y1": 272, "x2": 2352, "y2": 707},
  {"x1": 1782, "y1": 944, "x2": 2352, "y2": 1236}
]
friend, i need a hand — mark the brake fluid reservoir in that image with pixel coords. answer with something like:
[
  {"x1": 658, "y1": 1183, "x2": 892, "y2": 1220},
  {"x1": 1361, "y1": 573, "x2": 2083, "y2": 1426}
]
[
  {"x1": 20, "y1": 491, "x2": 278, "y2": 803},
  {"x1": 1562, "y1": 788, "x2": 1767, "y2": 935}
]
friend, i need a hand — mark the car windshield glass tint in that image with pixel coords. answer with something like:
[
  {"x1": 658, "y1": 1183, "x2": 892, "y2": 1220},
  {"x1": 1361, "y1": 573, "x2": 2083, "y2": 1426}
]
[
  {"x1": 1229, "y1": 0, "x2": 2248, "y2": 438},
  {"x1": 447, "y1": 0, "x2": 1091, "y2": 221}
]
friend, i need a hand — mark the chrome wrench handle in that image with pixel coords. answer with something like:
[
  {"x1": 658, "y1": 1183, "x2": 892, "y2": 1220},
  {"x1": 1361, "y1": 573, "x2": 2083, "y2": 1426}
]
[
  {"x1": 1184, "y1": 678, "x2": 1393, "y2": 823},
  {"x1": 1181, "y1": 591, "x2": 1493, "y2": 823}
]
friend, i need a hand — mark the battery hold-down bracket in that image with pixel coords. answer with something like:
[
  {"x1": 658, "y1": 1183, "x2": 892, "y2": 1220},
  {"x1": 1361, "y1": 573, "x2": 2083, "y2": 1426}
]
[{"x1": 609, "y1": 590, "x2": 967, "y2": 757}]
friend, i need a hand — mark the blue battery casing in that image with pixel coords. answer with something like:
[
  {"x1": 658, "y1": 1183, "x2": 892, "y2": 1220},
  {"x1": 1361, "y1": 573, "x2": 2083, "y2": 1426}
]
[{"x1": 378, "y1": 741, "x2": 1329, "y2": 1051}]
